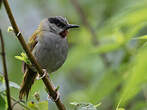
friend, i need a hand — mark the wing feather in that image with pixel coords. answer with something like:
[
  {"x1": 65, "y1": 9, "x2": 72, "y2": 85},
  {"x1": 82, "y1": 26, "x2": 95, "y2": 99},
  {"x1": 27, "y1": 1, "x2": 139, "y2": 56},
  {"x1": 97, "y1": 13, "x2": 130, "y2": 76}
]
[{"x1": 22, "y1": 29, "x2": 40, "y2": 73}]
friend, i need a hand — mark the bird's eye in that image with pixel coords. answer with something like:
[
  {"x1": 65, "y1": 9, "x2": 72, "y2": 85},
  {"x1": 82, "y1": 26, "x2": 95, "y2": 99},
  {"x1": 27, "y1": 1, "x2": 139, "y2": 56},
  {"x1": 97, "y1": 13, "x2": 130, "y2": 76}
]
[
  {"x1": 57, "y1": 23, "x2": 61, "y2": 26},
  {"x1": 57, "y1": 22, "x2": 66, "y2": 28}
]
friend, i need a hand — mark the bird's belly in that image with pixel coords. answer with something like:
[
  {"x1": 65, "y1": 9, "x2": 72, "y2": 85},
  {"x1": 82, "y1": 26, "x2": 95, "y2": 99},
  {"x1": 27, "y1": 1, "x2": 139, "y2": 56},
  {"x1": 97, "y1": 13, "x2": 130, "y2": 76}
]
[{"x1": 33, "y1": 39, "x2": 68, "y2": 73}]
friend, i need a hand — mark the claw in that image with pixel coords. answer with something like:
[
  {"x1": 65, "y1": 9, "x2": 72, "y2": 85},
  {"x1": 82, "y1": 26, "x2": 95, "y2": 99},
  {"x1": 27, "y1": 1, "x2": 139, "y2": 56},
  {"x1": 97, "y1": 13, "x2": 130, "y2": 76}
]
[
  {"x1": 36, "y1": 69, "x2": 48, "y2": 80},
  {"x1": 48, "y1": 90, "x2": 60, "y2": 102}
]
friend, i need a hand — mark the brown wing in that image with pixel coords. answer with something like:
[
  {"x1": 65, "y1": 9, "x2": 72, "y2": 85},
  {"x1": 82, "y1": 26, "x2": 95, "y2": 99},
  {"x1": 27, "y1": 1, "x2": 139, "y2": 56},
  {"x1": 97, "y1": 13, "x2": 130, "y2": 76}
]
[
  {"x1": 22, "y1": 30, "x2": 40, "y2": 73},
  {"x1": 20, "y1": 25, "x2": 43, "y2": 99},
  {"x1": 28, "y1": 30, "x2": 40, "y2": 51}
]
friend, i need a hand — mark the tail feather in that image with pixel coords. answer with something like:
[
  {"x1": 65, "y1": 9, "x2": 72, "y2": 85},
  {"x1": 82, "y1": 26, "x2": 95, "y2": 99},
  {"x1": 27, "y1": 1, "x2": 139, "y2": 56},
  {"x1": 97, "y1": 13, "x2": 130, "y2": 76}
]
[{"x1": 19, "y1": 67, "x2": 37, "y2": 100}]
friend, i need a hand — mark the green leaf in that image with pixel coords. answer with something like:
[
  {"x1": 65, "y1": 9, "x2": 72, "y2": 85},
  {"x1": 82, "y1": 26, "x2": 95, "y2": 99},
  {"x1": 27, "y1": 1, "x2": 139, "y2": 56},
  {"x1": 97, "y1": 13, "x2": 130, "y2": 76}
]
[
  {"x1": 70, "y1": 102, "x2": 79, "y2": 106},
  {"x1": 9, "y1": 81, "x2": 20, "y2": 89},
  {"x1": 71, "y1": 102, "x2": 98, "y2": 110},
  {"x1": 7, "y1": 26, "x2": 14, "y2": 32},
  {"x1": 21, "y1": 52, "x2": 27, "y2": 58},
  {"x1": 0, "y1": 74, "x2": 4, "y2": 82},
  {"x1": 15, "y1": 56, "x2": 25, "y2": 61},
  {"x1": 37, "y1": 101, "x2": 48, "y2": 110},
  {"x1": 0, "y1": 80, "x2": 20, "y2": 92},
  {"x1": 55, "y1": 85, "x2": 60, "y2": 92},
  {"x1": 0, "y1": 94, "x2": 6, "y2": 110},
  {"x1": 27, "y1": 101, "x2": 48, "y2": 110},
  {"x1": 94, "y1": 103, "x2": 101, "y2": 108},
  {"x1": 133, "y1": 35, "x2": 147, "y2": 40},
  {"x1": 117, "y1": 46, "x2": 147, "y2": 107},
  {"x1": 15, "y1": 52, "x2": 31, "y2": 65},
  {"x1": 28, "y1": 101, "x2": 39, "y2": 110},
  {"x1": 117, "y1": 108, "x2": 125, "y2": 110}
]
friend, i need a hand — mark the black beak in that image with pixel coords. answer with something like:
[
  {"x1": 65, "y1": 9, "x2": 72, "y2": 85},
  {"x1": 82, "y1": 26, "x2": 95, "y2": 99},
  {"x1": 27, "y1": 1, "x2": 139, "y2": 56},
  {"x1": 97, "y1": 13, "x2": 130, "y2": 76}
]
[{"x1": 66, "y1": 24, "x2": 80, "y2": 30}]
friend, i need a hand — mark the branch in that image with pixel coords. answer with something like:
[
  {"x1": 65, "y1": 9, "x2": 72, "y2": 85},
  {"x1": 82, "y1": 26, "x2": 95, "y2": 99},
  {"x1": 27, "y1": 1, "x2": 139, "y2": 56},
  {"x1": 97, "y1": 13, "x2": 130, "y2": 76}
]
[
  {"x1": 0, "y1": 29, "x2": 12, "y2": 110},
  {"x1": 70, "y1": 0, "x2": 110, "y2": 66},
  {"x1": 2, "y1": 0, "x2": 66, "y2": 110}
]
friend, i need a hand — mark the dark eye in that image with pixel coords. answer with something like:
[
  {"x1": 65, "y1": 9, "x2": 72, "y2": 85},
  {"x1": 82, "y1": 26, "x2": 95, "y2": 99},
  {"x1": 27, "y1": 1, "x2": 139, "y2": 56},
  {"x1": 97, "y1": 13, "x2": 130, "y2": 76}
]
[
  {"x1": 56, "y1": 23, "x2": 61, "y2": 26},
  {"x1": 55, "y1": 21, "x2": 66, "y2": 28},
  {"x1": 58, "y1": 23, "x2": 66, "y2": 28}
]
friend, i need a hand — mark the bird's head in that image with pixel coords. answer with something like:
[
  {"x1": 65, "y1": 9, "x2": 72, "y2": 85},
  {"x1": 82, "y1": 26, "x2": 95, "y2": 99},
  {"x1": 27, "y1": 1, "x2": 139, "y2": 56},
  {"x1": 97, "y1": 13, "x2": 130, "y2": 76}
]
[{"x1": 39, "y1": 16, "x2": 79, "y2": 38}]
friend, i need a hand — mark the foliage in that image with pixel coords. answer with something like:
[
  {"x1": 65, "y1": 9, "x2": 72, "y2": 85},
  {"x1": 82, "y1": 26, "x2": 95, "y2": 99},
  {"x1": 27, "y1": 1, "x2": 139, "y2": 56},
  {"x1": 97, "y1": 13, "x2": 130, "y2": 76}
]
[
  {"x1": 0, "y1": 0, "x2": 147, "y2": 110},
  {"x1": 117, "y1": 46, "x2": 147, "y2": 107},
  {"x1": 70, "y1": 102, "x2": 101, "y2": 110},
  {"x1": 0, "y1": 74, "x2": 20, "y2": 92},
  {"x1": 0, "y1": 95, "x2": 6, "y2": 110},
  {"x1": 15, "y1": 52, "x2": 31, "y2": 65},
  {"x1": 27, "y1": 101, "x2": 48, "y2": 110}
]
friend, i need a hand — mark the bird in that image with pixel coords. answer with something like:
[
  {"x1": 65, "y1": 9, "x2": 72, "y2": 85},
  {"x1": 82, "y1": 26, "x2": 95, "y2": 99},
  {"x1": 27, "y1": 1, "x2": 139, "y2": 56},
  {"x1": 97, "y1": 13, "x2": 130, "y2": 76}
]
[{"x1": 19, "y1": 16, "x2": 79, "y2": 100}]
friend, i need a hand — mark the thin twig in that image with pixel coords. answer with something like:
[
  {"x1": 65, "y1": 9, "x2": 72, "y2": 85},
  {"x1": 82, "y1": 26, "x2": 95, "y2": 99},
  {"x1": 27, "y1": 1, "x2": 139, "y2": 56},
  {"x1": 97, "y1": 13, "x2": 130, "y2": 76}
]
[
  {"x1": 2, "y1": 93, "x2": 31, "y2": 110},
  {"x1": 2, "y1": 0, "x2": 66, "y2": 110},
  {"x1": 70, "y1": 0, "x2": 110, "y2": 66},
  {"x1": 0, "y1": 29, "x2": 12, "y2": 110}
]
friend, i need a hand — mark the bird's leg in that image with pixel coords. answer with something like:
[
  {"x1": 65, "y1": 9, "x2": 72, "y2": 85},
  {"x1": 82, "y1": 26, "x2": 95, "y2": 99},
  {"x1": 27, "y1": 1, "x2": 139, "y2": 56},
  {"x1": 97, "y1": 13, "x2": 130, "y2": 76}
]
[
  {"x1": 48, "y1": 89, "x2": 60, "y2": 102},
  {"x1": 37, "y1": 69, "x2": 60, "y2": 101},
  {"x1": 36, "y1": 69, "x2": 48, "y2": 80},
  {"x1": 54, "y1": 86, "x2": 60, "y2": 101},
  {"x1": 47, "y1": 86, "x2": 60, "y2": 101}
]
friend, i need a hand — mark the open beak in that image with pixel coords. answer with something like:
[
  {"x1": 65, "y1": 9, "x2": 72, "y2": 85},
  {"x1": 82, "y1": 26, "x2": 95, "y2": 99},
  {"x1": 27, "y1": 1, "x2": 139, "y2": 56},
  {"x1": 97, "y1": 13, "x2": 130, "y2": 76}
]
[{"x1": 66, "y1": 24, "x2": 80, "y2": 30}]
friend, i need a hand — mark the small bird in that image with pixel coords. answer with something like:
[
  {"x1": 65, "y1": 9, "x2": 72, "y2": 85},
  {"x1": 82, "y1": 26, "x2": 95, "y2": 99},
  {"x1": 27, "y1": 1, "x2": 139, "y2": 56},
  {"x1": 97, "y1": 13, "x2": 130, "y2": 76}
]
[{"x1": 19, "y1": 16, "x2": 79, "y2": 100}]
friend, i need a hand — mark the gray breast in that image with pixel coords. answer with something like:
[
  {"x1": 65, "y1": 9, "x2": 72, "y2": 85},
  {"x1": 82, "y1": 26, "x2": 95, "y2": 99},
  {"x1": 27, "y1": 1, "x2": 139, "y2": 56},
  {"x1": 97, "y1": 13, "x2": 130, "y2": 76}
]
[{"x1": 32, "y1": 32, "x2": 68, "y2": 73}]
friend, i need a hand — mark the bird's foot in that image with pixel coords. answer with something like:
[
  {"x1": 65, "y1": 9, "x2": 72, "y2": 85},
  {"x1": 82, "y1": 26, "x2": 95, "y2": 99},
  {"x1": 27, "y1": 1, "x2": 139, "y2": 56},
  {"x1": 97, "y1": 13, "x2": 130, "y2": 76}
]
[
  {"x1": 36, "y1": 69, "x2": 48, "y2": 80},
  {"x1": 48, "y1": 90, "x2": 60, "y2": 102}
]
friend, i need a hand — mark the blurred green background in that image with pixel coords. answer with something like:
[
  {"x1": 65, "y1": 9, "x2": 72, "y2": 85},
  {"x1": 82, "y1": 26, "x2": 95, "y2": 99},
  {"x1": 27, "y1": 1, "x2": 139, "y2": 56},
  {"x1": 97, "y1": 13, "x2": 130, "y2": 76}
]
[{"x1": 0, "y1": 0, "x2": 147, "y2": 110}]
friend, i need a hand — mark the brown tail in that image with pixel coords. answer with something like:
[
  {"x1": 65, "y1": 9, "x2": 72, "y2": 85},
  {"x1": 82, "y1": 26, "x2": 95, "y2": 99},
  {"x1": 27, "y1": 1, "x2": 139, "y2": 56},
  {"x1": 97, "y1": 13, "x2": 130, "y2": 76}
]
[{"x1": 19, "y1": 67, "x2": 37, "y2": 100}]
